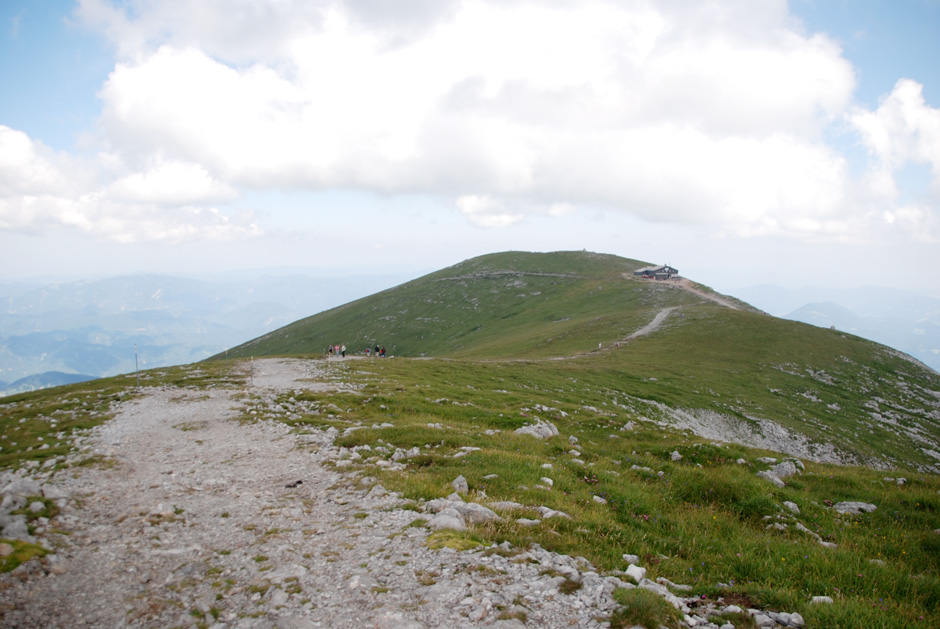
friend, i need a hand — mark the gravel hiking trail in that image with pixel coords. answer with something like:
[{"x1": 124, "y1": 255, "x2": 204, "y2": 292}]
[{"x1": 0, "y1": 359, "x2": 629, "y2": 629}]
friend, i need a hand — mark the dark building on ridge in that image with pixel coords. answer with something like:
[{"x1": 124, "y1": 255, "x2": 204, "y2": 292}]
[{"x1": 633, "y1": 264, "x2": 679, "y2": 280}]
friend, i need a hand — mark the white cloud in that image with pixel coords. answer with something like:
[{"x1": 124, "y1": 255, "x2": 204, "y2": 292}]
[
  {"x1": 0, "y1": 0, "x2": 913, "y2": 246},
  {"x1": 0, "y1": 125, "x2": 257, "y2": 242},
  {"x1": 456, "y1": 194, "x2": 523, "y2": 228},
  {"x1": 851, "y1": 79, "x2": 940, "y2": 187},
  {"x1": 108, "y1": 160, "x2": 237, "y2": 204}
]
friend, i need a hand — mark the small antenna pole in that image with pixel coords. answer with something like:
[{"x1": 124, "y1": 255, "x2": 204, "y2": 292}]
[{"x1": 135, "y1": 344, "x2": 140, "y2": 389}]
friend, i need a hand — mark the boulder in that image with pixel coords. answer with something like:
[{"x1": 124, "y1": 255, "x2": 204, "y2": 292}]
[
  {"x1": 756, "y1": 471, "x2": 785, "y2": 488},
  {"x1": 2, "y1": 478, "x2": 41, "y2": 497},
  {"x1": 625, "y1": 564, "x2": 646, "y2": 583},
  {"x1": 452, "y1": 475, "x2": 469, "y2": 495},
  {"x1": 833, "y1": 502, "x2": 877, "y2": 514},
  {"x1": 537, "y1": 506, "x2": 571, "y2": 519},
  {"x1": 514, "y1": 420, "x2": 559, "y2": 439},
  {"x1": 452, "y1": 502, "x2": 502, "y2": 524},
  {"x1": 771, "y1": 461, "x2": 800, "y2": 479},
  {"x1": 427, "y1": 511, "x2": 466, "y2": 531}
]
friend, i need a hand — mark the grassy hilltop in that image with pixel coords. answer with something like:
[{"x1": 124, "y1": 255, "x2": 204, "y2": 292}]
[
  {"x1": 4, "y1": 250, "x2": 940, "y2": 627},
  {"x1": 220, "y1": 250, "x2": 719, "y2": 359},
  {"x1": 217, "y1": 250, "x2": 940, "y2": 473}
]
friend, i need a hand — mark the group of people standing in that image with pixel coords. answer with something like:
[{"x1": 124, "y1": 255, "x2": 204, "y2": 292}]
[{"x1": 327, "y1": 344, "x2": 386, "y2": 358}]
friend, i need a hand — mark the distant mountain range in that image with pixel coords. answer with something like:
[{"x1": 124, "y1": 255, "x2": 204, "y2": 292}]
[
  {"x1": 734, "y1": 285, "x2": 940, "y2": 373},
  {"x1": 0, "y1": 272, "x2": 412, "y2": 396},
  {"x1": 0, "y1": 371, "x2": 98, "y2": 396}
]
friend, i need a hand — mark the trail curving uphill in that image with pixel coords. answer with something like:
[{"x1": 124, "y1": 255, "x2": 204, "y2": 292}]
[
  {"x1": 672, "y1": 279, "x2": 740, "y2": 310},
  {"x1": 623, "y1": 307, "x2": 680, "y2": 342}
]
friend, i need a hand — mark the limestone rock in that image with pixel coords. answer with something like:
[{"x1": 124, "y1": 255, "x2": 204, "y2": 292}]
[
  {"x1": 756, "y1": 470, "x2": 785, "y2": 488},
  {"x1": 514, "y1": 420, "x2": 559, "y2": 439},
  {"x1": 625, "y1": 564, "x2": 646, "y2": 583},
  {"x1": 452, "y1": 502, "x2": 502, "y2": 524},
  {"x1": 427, "y1": 509, "x2": 466, "y2": 531},
  {"x1": 452, "y1": 475, "x2": 469, "y2": 495},
  {"x1": 771, "y1": 460, "x2": 800, "y2": 479},
  {"x1": 833, "y1": 502, "x2": 877, "y2": 514},
  {"x1": 537, "y1": 506, "x2": 571, "y2": 519}
]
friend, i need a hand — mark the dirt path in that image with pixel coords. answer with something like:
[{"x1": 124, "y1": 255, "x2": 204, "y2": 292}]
[
  {"x1": 0, "y1": 359, "x2": 628, "y2": 628},
  {"x1": 671, "y1": 279, "x2": 740, "y2": 310}
]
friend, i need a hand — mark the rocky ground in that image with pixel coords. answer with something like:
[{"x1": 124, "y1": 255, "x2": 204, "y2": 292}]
[{"x1": 0, "y1": 359, "x2": 805, "y2": 628}]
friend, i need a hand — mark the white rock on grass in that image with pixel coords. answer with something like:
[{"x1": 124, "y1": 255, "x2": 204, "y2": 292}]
[
  {"x1": 428, "y1": 509, "x2": 466, "y2": 531},
  {"x1": 833, "y1": 502, "x2": 877, "y2": 514},
  {"x1": 756, "y1": 470, "x2": 785, "y2": 488},
  {"x1": 656, "y1": 577, "x2": 692, "y2": 592},
  {"x1": 625, "y1": 564, "x2": 646, "y2": 583},
  {"x1": 622, "y1": 553, "x2": 640, "y2": 564},
  {"x1": 771, "y1": 460, "x2": 801, "y2": 479},
  {"x1": 514, "y1": 420, "x2": 559, "y2": 439},
  {"x1": 783, "y1": 501, "x2": 801, "y2": 514},
  {"x1": 537, "y1": 506, "x2": 571, "y2": 519},
  {"x1": 452, "y1": 475, "x2": 469, "y2": 494},
  {"x1": 670, "y1": 450, "x2": 682, "y2": 461},
  {"x1": 811, "y1": 596, "x2": 834, "y2": 604},
  {"x1": 453, "y1": 502, "x2": 502, "y2": 524}
]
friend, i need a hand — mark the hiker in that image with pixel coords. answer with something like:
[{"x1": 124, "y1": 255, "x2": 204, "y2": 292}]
[
  {"x1": 341, "y1": 344, "x2": 346, "y2": 357},
  {"x1": 374, "y1": 345, "x2": 380, "y2": 356},
  {"x1": 328, "y1": 346, "x2": 333, "y2": 357},
  {"x1": 380, "y1": 346, "x2": 386, "y2": 358},
  {"x1": 366, "y1": 347, "x2": 370, "y2": 357}
]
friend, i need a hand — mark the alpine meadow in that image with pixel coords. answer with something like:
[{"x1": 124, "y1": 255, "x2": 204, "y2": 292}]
[{"x1": 2, "y1": 251, "x2": 939, "y2": 628}]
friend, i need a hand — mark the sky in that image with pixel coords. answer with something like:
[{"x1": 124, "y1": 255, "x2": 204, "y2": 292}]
[{"x1": 1, "y1": 0, "x2": 939, "y2": 298}]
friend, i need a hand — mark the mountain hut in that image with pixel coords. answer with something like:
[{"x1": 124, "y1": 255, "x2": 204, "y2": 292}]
[{"x1": 633, "y1": 264, "x2": 679, "y2": 280}]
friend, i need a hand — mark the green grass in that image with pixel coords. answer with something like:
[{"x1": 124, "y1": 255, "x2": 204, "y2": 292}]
[
  {"x1": 610, "y1": 588, "x2": 683, "y2": 628},
  {"x1": 0, "y1": 539, "x2": 49, "y2": 573},
  {"x1": 2, "y1": 251, "x2": 939, "y2": 626},
  {"x1": 278, "y1": 355, "x2": 940, "y2": 628}
]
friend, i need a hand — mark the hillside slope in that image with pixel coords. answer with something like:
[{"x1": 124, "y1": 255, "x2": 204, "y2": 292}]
[
  {"x1": 214, "y1": 251, "x2": 940, "y2": 473},
  {"x1": 222, "y1": 251, "x2": 752, "y2": 359}
]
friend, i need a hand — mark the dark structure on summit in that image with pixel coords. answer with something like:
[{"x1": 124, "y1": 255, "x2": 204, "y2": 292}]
[{"x1": 633, "y1": 264, "x2": 679, "y2": 280}]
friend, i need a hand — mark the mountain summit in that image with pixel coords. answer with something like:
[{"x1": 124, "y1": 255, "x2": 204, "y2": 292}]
[{"x1": 216, "y1": 250, "x2": 940, "y2": 472}]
